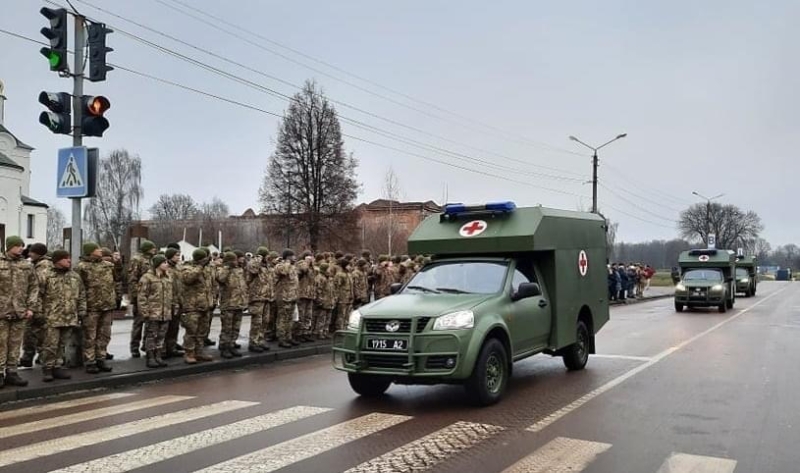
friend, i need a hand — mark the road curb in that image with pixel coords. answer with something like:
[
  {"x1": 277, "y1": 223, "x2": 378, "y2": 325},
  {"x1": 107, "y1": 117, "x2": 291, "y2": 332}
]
[{"x1": 609, "y1": 293, "x2": 673, "y2": 306}]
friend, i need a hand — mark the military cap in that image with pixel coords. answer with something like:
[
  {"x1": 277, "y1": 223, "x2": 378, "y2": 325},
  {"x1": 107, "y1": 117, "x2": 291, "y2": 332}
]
[
  {"x1": 101, "y1": 247, "x2": 113, "y2": 257},
  {"x1": 268, "y1": 250, "x2": 279, "y2": 259},
  {"x1": 282, "y1": 248, "x2": 295, "y2": 259},
  {"x1": 52, "y1": 249, "x2": 71, "y2": 263},
  {"x1": 165, "y1": 248, "x2": 179, "y2": 260},
  {"x1": 140, "y1": 239, "x2": 156, "y2": 253},
  {"x1": 223, "y1": 251, "x2": 237, "y2": 263},
  {"x1": 166, "y1": 242, "x2": 181, "y2": 250},
  {"x1": 334, "y1": 251, "x2": 344, "y2": 259},
  {"x1": 315, "y1": 253, "x2": 325, "y2": 262},
  {"x1": 234, "y1": 249, "x2": 245, "y2": 258},
  {"x1": 344, "y1": 253, "x2": 354, "y2": 262},
  {"x1": 257, "y1": 246, "x2": 269, "y2": 257},
  {"x1": 319, "y1": 262, "x2": 329, "y2": 273},
  {"x1": 361, "y1": 249, "x2": 372, "y2": 258},
  {"x1": 5, "y1": 236, "x2": 24, "y2": 250},
  {"x1": 223, "y1": 246, "x2": 233, "y2": 253},
  {"x1": 391, "y1": 255, "x2": 401, "y2": 264},
  {"x1": 192, "y1": 248, "x2": 208, "y2": 262},
  {"x1": 356, "y1": 258, "x2": 368, "y2": 267},
  {"x1": 337, "y1": 258, "x2": 349, "y2": 268},
  {"x1": 401, "y1": 254, "x2": 410, "y2": 262},
  {"x1": 151, "y1": 254, "x2": 167, "y2": 268},
  {"x1": 378, "y1": 254, "x2": 389, "y2": 262},
  {"x1": 301, "y1": 250, "x2": 312, "y2": 259},
  {"x1": 82, "y1": 241, "x2": 100, "y2": 257},
  {"x1": 29, "y1": 243, "x2": 48, "y2": 257}
]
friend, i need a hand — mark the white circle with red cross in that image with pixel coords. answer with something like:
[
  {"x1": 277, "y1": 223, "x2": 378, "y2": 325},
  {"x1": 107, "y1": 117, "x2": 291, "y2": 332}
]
[
  {"x1": 578, "y1": 250, "x2": 588, "y2": 276},
  {"x1": 698, "y1": 255, "x2": 710, "y2": 262},
  {"x1": 459, "y1": 220, "x2": 488, "y2": 237}
]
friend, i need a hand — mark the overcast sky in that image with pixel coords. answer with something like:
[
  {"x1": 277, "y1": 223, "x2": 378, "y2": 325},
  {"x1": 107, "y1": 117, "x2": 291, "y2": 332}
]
[{"x1": 1, "y1": 0, "x2": 797, "y2": 245}]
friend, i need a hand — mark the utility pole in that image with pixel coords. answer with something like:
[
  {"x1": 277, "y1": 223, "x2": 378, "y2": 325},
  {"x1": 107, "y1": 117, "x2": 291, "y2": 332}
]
[
  {"x1": 692, "y1": 191, "x2": 724, "y2": 247},
  {"x1": 71, "y1": 14, "x2": 85, "y2": 271},
  {"x1": 568, "y1": 133, "x2": 627, "y2": 214}
]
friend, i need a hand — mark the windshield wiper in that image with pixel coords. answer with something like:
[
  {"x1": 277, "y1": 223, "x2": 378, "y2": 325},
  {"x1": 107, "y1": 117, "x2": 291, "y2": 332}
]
[
  {"x1": 435, "y1": 287, "x2": 473, "y2": 294},
  {"x1": 406, "y1": 285, "x2": 440, "y2": 294}
]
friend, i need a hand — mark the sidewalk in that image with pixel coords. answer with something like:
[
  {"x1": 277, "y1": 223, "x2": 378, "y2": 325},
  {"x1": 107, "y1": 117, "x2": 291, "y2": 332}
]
[{"x1": 609, "y1": 286, "x2": 673, "y2": 305}]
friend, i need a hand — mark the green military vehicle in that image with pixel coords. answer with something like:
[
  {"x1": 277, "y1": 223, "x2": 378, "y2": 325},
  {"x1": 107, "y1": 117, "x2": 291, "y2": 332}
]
[
  {"x1": 674, "y1": 248, "x2": 736, "y2": 313},
  {"x1": 332, "y1": 201, "x2": 610, "y2": 406},
  {"x1": 734, "y1": 255, "x2": 757, "y2": 297}
]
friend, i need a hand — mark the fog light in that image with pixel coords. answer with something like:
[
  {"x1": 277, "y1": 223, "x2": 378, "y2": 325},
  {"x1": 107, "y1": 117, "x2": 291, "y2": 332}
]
[{"x1": 445, "y1": 357, "x2": 456, "y2": 368}]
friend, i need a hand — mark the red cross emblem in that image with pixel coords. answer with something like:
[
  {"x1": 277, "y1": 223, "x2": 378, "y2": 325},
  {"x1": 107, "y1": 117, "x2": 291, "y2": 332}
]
[
  {"x1": 698, "y1": 255, "x2": 710, "y2": 262},
  {"x1": 578, "y1": 250, "x2": 588, "y2": 276},
  {"x1": 459, "y1": 220, "x2": 487, "y2": 237}
]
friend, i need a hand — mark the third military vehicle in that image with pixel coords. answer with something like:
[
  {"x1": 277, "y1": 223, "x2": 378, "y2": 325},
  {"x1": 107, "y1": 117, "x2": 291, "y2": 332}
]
[
  {"x1": 674, "y1": 248, "x2": 736, "y2": 313},
  {"x1": 734, "y1": 255, "x2": 757, "y2": 297},
  {"x1": 332, "y1": 201, "x2": 609, "y2": 406}
]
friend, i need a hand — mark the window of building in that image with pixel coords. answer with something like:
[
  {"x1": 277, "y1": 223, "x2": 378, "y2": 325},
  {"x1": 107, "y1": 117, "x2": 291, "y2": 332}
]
[{"x1": 26, "y1": 214, "x2": 34, "y2": 239}]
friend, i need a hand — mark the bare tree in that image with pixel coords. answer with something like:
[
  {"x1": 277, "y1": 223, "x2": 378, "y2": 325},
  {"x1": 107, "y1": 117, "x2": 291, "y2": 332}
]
[
  {"x1": 382, "y1": 166, "x2": 403, "y2": 255},
  {"x1": 149, "y1": 194, "x2": 197, "y2": 221},
  {"x1": 755, "y1": 238, "x2": 772, "y2": 262},
  {"x1": 46, "y1": 206, "x2": 66, "y2": 249},
  {"x1": 678, "y1": 202, "x2": 763, "y2": 250},
  {"x1": 259, "y1": 80, "x2": 359, "y2": 250},
  {"x1": 198, "y1": 197, "x2": 230, "y2": 219},
  {"x1": 84, "y1": 149, "x2": 143, "y2": 249}
]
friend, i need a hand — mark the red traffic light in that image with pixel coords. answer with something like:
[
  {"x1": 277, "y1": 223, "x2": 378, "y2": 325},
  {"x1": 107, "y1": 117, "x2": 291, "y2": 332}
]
[{"x1": 84, "y1": 96, "x2": 110, "y2": 116}]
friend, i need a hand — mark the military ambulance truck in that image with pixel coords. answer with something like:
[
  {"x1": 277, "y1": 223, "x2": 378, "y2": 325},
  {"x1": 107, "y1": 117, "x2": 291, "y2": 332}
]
[
  {"x1": 332, "y1": 202, "x2": 609, "y2": 406},
  {"x1": 734, "y1": 255, "x2": 757, "y2": 297},
  {"x1": 674, "y1": 249, "x2": 736, "y2": 313}
]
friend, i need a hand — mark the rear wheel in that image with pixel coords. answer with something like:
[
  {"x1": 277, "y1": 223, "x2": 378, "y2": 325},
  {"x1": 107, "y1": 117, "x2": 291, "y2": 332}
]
[
  {"x1": 465, "y1": 338, "x2": 509, "y2": 406},
  {"x1": 563, "y1": 320, "x2": 590, "y2": 371},
  {"x1": 674, "y1": 301, "x2": 684, "y2": 312},
  {"x1": 348, "y1": 373, "x2": 392, "y2": 398}
]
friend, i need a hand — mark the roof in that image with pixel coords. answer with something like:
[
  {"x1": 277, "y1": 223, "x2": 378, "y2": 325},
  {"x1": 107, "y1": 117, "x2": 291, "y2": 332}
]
[
  {"x1": 407, "y1": 206, "x2": 607, "y2": 255},
  {"x1": 678, "y1": 248, "x2": 736, "y2": 267},
  {"x1": 21, "y1": 195, "x2": 48, "y2": 208},
  {"x1": 735, "y1": 255, "x2": 756, "y2": 267},
  {"x1": 357, "y1": 199, "x2": 441, "y2": 213},
  {"x1": 0, "y1": 151, "x2": 23, "y2": 171},
  {"x1": 0, "y1": 124, "x2": 34, "y2": 150}
]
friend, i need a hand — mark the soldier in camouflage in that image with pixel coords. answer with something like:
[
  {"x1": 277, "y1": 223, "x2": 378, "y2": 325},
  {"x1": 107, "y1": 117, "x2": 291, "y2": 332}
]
[
  {"x1": 77, "y1": 242, "x2": 118, "y2": 374},
  {"x1": 40, "y1": 250, "x2": 86, "y2": 382},
  {"x1": 216, "y1": 251, "x2": 248, "y2": 358},
  {"x1": 374, "y1": 255, "x2": 393, "y2": 300},
  {"x1": 138, "y1": 255, "x2": 175, "y2": 369},
  {"x1": 128, "y1": 240, "x2": 157, "y2": 358},
  {"x1": 333, "y1": 259, "x2": 354, "y2": 331},
  {"x1": 180, "y1": 248, "x2": 214, "y2": 364},
  {"x1": 0, "y1": 236, "x2": 38, "y2": 387},
  {"x1": 245, "y1": 247, "x2": 272, "y2": 353},
  {"x1": 295, "y1": 251, "x2": 316, "y2": 342},
  {"x1": 264, "y1": 251, "x2": 280, "y2": 342},
  {"x1": 351, "y1": 259, "x2": 369, "y2": 309},
  {"x1": 19, "y1": 242, "x2": 51, "y2": 368},
  {"x1": 273, "y1": 249, "x2": 299, "y2": 348},
  {"x1": 164, "y1": 247, "x2": 185, "y2": 358},
  {"x1": 314, "y1": 263, "x2": 336, "y2": 339}
]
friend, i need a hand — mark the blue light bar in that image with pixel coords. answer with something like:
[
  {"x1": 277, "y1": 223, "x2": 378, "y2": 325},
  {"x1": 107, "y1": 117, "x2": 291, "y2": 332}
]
[
  {"x1": 443, "y1": 203, "x2": 467, "y2": 215},
  {"x1": 442, "y1": 201, "x2": 516, "y2": 216},
  {"x1": 485, "y1": 201, "x2": 516, "y2": 212}
]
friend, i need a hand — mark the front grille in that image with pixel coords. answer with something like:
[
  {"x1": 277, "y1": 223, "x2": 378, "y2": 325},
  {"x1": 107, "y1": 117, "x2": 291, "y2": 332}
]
[
  {"x1": 363, "y1": 354, "x2": 408, "y2": 369},
  {"x1": 425, "y1": 355, "x2": 456, "y2": 370},
  {"x1": 416, "y1": 317, "x2": 431, "y2": 332},
  {"x1": 364, "y1": 318, "x2": 431, "y2": 333}
]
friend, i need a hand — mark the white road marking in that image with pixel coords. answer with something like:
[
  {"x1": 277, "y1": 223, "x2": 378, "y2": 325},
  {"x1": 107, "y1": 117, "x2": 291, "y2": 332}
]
[
  {"x1": 656, "y1": 452, "x2": 737, "y2": 473},
  {"x1": 527, "y1": 286, "x2": 789, "y2": 432},
  {"x1": 0, "y1": 395, "x2": 193, "y2": 439},
  {"x1": 0, "y1": 392, "x2": 136, "y2": 422},
  {"x1": 0, "y1": 400, "x2": 255, "y2": 468},
  {"x1": 52, "y1": 405, "x2": 330, "y2": 473},
  {"x1": 345, "y1": 421, "x2": 504, "y2": 473},
  {"x1": 195, "y1": 412, "x2": 411, "y2": 473},
  {"x1": 592, "y1": 354, "x2": 653, "y2": 362},
  {"x1": 501, "y1": 436, "x2": 611, "y2": 473}
]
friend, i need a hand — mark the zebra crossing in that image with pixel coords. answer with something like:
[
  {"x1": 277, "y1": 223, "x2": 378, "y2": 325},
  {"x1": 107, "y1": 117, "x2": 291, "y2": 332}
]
[{"x1": 0, "y1": 391, "x2": 739, "y2": 473}]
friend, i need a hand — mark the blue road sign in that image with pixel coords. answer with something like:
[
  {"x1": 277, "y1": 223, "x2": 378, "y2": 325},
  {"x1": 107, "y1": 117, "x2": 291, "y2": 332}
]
[{"x1": 57, "y1": 146, "x2": 88, "y2": 198}]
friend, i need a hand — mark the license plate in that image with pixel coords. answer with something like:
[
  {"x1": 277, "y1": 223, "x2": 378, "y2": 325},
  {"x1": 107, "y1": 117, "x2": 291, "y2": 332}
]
[{"x1": 366, "y1": 338, "x2": 407, "y2": 351}]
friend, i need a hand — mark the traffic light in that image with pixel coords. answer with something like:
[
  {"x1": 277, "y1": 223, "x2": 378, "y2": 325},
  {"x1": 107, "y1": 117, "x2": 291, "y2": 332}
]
[
  {"x1": 39, "y1": 7, "x2": 68, "y2": 73},
  {"x1": 87, "y1": 22, "x2": 113, "y2": 82},
  {"x1": 80, "y1": 95, "x2": 110, "y2": 137},
  {"x1": 38, "y1": 91, "x2": 71, "y2": 134}
]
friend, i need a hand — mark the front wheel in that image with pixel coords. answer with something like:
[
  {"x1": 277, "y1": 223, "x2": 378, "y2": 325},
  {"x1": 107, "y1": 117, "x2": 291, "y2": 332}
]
[
  {"x1": 674, "y1": 301, "x2": 684, "y2": 312},
  {"x1": 465, "y1": 338, "x2": 509, "y2": 406},
  {"x1": 348, "y1": 373, "x2": 392, "y2": 398},
  {"x1": 563, "y1": 320, "x2": 590, "y2": 371},
  {"x1": 718, "y1": 302, "x2": 727, "y2": 313}
]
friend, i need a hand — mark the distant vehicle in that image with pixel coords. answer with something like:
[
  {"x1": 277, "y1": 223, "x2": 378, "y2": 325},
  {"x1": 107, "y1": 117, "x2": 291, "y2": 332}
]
[
  {"x1": 674, "y1": 249, "x2": 736, "y2": 313},
  {"x1": 332, "y1": 201, "x2": 609, "y2": 406},
  {"x1": 734, "y1": 255, "x2": 757, "y2": 297},
  {"x1": 776, "y1": 269, "x2": 793, "y2": 281}
]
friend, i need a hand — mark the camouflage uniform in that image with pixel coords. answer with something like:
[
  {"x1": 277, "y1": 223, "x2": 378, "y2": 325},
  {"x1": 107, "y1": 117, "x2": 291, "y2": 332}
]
[
  {"x1": 333, "y1": 261, "x2": 354, "y2": 331},
  {"x1": 77, "y1": 254, "x2": 118, "y2": 371},
  {"x1": 216, "y1": 253, "x2": 247, "y2": 357},
  {"x1": 200, "y1": 261, "x2": 219, "y2": 344},
  {"x1": 20, "y1": 255, "x2": 52, "y2": 365},
  {"x1": 399, "y1": 262, "x2": 414, "y2": 286},
  {"x1": 41, "y1": 265, "x2": 86, "y2": 372},
  {"x1": 351, "y1": 261, "x2": 369, "y2": 309},
  {"x1": 264, "y1": 252, "x2": 279, "y2": 341},
  {"x1": 246, "y1": 252, "x2": 273, "y2": 351},
  {"x1": 314, "y1": 265, "x2": 336, "y2": 338},
  {"x1": 0, "y1": 250, "x2": 39, "y2": 384},
  {"x1": 165, "y1": 258, "x2": 184, "y2": 356},
  {"x1": 180, "y1": 253, "x2": 214, "y2": 363},
  {"x1": 374, "y1": 258, "x2": 393, "y2": 299},
  {"x1": 138, "y1": 266, "x2": 175, "y2": 366},
  {"x1": 295, "y1": 258, "x2": 316, "y2": 340},
  {"x1": 128, "y1": 248, "x2": 154, "y2": 356},
  {"x1": 273, "y1": 254, "x2": 299, "y2": 347}
]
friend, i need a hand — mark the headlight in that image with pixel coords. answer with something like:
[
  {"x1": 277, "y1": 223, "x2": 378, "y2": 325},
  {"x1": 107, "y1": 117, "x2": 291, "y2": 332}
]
[
  {"x1": 675, "y1": 283, "x2": 686, "y2": 292},
  {"x1": 711, "y1": 284, "x2": 724, "y2": 291},
  {"x1": 347, "y1": 310, "x2": 362, "y2": 331},
  {"x1": 740, "y1": 278, "x2": 749, "y2": 283},
  {"x1": 433, "y1": 310, "x2": 474, "y2": 330}
]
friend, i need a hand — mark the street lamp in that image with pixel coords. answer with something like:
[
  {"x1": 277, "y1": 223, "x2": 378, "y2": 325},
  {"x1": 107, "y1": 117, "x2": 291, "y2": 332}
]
[
  {"x1": 568, "y1": 133, "x2": 627, "y2": 213},
  {"x1": 692, "y1": 191, "x2": 724, "y2": 247}
]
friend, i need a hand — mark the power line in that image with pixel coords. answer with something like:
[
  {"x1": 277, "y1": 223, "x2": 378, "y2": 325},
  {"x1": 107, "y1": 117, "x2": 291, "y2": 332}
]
[
  {"x1": 599, "y1": 173, "x2": 685, "y2": 214},
  {"x1": 602, "y1": 161, "x2": 694, "y2": 207},
  {"x1": 599, "y1": 183, "x2": 678, "y2": 223}
]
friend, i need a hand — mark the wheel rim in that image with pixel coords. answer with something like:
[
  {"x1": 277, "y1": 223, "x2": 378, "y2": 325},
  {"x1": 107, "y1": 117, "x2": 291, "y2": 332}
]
[
  {"x1": 485, "y1": 353, "x2": 504, "y2": 394},
  {"x1": 576, "y1": 327, "x2": 588, "y2": 363}
]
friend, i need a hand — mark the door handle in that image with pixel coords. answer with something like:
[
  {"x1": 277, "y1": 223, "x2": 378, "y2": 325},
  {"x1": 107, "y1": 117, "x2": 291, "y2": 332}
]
[{"x1": 538, "y1": 299, "x2": 548, "y2": 308}]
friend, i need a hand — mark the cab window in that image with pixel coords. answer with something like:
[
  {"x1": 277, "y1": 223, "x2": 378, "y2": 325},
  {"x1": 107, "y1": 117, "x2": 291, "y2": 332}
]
[{"x1": 511, "y1": 257, "x2": 538, "y2": 290}]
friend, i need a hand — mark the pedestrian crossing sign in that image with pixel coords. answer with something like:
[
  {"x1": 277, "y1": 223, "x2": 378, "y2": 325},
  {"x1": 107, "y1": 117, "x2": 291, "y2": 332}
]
[{"x1": 56, "y1": 146, "x2": 97, "y2": 198}]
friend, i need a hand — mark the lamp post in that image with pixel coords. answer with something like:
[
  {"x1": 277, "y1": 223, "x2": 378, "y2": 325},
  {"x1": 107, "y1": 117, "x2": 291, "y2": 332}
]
[
  {"x1": 568, "y1": 133, "x2": 627, "y2": 213},
  {"x1": 691, "y1": 191, "x2": 724, "y2": 246}
]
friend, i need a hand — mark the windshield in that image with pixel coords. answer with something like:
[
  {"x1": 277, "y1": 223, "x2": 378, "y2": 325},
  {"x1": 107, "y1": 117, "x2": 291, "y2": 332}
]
[
  {"x1": 736, "y1": 268, "x2": 749, "y2": 279},
  {"x1": 683, "y1": 269, "x2": 723, "y2": 282},
  {"x1": 402, "y1": 260, "x2": 508, "y2": 295}
]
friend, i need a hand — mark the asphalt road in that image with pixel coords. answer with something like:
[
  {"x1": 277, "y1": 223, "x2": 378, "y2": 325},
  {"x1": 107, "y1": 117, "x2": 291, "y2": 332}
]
[{"x1": 0, "y1": 281, "x2": 794, "y2": 473}]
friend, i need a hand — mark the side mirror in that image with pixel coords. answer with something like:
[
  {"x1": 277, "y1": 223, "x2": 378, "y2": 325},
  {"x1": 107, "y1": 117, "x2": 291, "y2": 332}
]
[
  {"x1": 389, "y1": 283, "x2": 402, "y2": 295},
  {"x1": 512, "y1": 282, "x2": 541, "y2": 301}
]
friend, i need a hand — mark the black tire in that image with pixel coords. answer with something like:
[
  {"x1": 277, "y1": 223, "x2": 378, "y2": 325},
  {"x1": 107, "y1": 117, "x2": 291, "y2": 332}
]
[
  {"x1": 563, "y1": 320, "x2": 591, "y2": 371},
  {"x1": 465, "y1": 338, "x2": 509, "y2": 406},
  {"x1": 348, "y1": 373, "x2": 392, "y2": 398},
  {"x1": 718, "y1": 302, "x2": 727, "y2": 313},
  {"x1": 674, "y1": 301, "x2": 684, "y2": 312},
  {"x1": 726, "y1": 296, "x2": 734, "y2": 309}
]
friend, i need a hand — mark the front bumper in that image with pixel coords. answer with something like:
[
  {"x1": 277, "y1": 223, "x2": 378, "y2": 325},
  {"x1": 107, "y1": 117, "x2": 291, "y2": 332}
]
[{"x1": 675, "y1": 290, "x2": 724, "y2": 306}]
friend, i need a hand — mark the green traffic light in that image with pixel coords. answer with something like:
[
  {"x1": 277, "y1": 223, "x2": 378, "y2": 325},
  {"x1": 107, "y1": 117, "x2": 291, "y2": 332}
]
[{"x1": 48, "y1": 51, "x2": 61, "y2": 68}]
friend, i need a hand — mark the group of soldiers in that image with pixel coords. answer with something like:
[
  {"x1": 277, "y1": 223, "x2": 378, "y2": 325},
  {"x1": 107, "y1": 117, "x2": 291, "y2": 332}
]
[{"x1": 0, "y1": 233, "x2": 429, "y2": 386}]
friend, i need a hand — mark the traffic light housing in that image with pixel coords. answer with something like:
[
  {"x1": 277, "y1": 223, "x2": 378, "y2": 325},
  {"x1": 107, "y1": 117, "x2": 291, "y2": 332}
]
[
  {"x1": 40, "y1": 7, "x2": 68, "y2": 73},
  {"x1": 80, "y1": 95, "x2": 110, "y2": 137},
  {"x1": 87, "y1": 22, "x2": 113, "y2": 82},
  {"x1": 38, "y1": 91, "x2": 71, "y2": 134}
]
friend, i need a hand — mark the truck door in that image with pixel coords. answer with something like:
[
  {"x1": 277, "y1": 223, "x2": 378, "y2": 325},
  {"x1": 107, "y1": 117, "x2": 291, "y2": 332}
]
[{"x1": 508, "y1": 259, "x2": 552, "y2": 353}]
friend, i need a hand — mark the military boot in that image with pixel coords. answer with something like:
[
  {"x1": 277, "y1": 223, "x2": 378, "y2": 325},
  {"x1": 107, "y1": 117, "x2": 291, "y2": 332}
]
[
  {"x1": 248, "y1": 344, "x2": 264, "y2": 353},
  {"x1": 18, "y1": 354, "x2": 34, "y2": 369},
  {"x1": 220, "y1": 345, "x2": 234, "y2": 359},
  {"x1": 154, "y1": 352, "x2": 168, "y2": 367},
  {"x1": 42, "y1": 368, "x2": 54, "y2": 382},
  {"x1": 146, "y1": 352, "x2": 160, "y2": 369},
  {"x1": 85, "y1": 362, "x2": 100, "y2": 374},
  {"x1": 53, "y1": 367, "x2": 71, "y2": 380},
  {"x1": 4, "y1": 371, "x2": 28, "y2": 387},
  {"x1": 229, "y1": 346, "x2": 243, "y2": 357},
  {"x1": 195, "y1": 350, "x2": 213, "y2": 362},
  {"x1": 183, "y1": 350, "x2": 197, "y2": 365},
  {"x1": 0, "y1": 373, "x2": 4, "y2": 388},
  {"x1": 289, "y1": 339, "x2": 300, "y2": 346},
  {"x1": 96, "y1": 359, "x2": 113, "y2": 372},
  {"x1": 278, "y1": 341, "x2": 293, "y2": 348}
]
